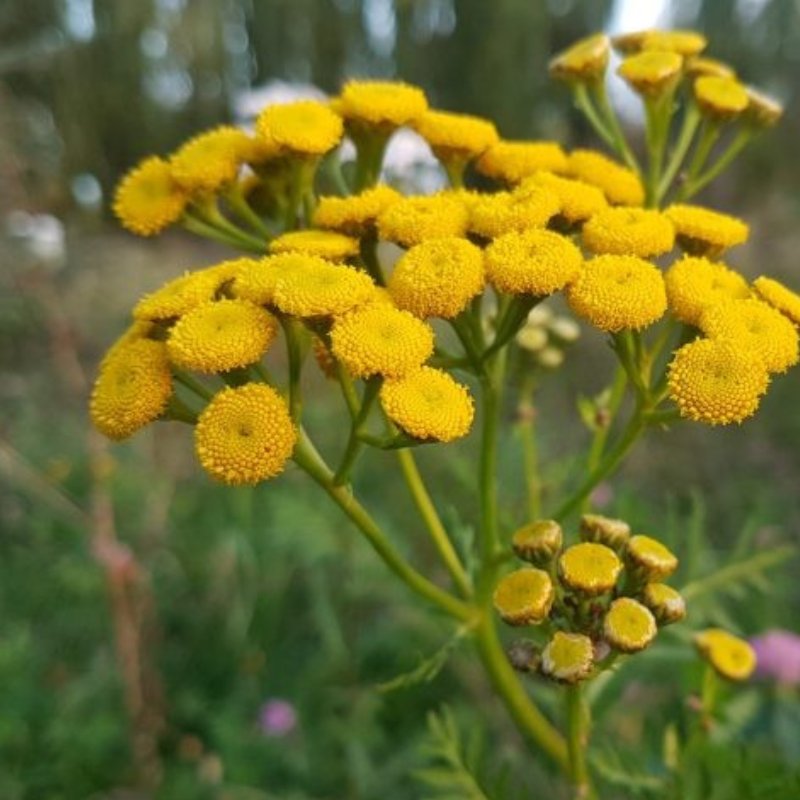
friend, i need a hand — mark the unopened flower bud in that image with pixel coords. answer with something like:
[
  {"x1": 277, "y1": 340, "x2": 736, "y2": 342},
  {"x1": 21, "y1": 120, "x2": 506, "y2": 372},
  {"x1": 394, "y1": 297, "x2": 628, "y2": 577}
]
[
  {"x1": 512, "y1": 519, "x2": 563, "y2": 565},
  {"x1": 744, "y1": 86, "x2": 784, "y2": 128},
  {"x1": 603, "y1": 597, "x2": 657, "y2": 653},
  {"x1": 541, "y1": 632, "x2": 595, "y2": 683},
  {"x1": 641, "y1": 582, "x2": 687, "y2": 625},
  {"x1": 694, "y1": 76, "x2": 749, "y2": 121},
  {"x1": 618, "y1": 51, "x2": 683, "y2": 98},
  {"x1": 685, "y1": 56, "x2": 736, "y2": 80},
  {"x1": 549, "y1": 34, "x2": 610, "y2": 85},
  {"x1": 611, "y1": 30, "x2": 652, "y2": 56},
  {"x1": 559, "y1": 542, "x2": 622, "y2": 596},
  {"x1": 625, "y1": 535, "x2": 679, "y2": 582},
  {"x1": 507, "y1": 639, "x2": 541, "y2": 673},
  {"x1": 694, "y1": 628, "x2": 756, "y2": 682},
  {"x1": 493, "y1": 568, "x2": 554, "y2": 626},
  {"x1": 579, "y1": 513, "x2": 631, "y2": 550}
]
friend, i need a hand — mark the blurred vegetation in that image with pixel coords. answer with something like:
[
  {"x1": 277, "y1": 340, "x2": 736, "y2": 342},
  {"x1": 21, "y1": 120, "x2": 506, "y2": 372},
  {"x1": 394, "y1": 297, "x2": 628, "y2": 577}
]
[{"x1": 1, "y1": 0, "x2": 800, "y2": 797}]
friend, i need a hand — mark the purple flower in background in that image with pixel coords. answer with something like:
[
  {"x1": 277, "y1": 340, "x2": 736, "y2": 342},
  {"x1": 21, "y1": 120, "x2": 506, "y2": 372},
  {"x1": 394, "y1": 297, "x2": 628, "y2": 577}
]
[
  {"x1": 258, "y1": 699, "x2": 298, "y2": 737},
  {"x1": 750, "y1": 629, "x2": 800, "y2": 686}
]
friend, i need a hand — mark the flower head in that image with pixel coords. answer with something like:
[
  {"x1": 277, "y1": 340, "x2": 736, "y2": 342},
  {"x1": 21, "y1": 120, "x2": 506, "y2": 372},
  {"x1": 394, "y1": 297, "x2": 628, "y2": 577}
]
[
  {"x1": 256, "y1": 100, "x2": 343, "y2": 156},
  {"x1": 694, "y1": 628, "x2": 756, "y2": 682},
  {"x1": 625, "y1": 535, "x2": 679, "y2": 582},
  {"x1": 751, "y1": 630, "x2": 800, "y2": 685},
  {"x1": 388, "y1": 237, "x2": 484, "y2": 319},
  {"x1": 744, "y1": 86, "x2": 784, "y2": 128},
  {"x1": 694, "y1": 76, "x2": 749, "y2": 121},
  {"x1": 485, "y1": 229, "x2": 583, "y2": 296},
  {"x1": 667, "y1": 337, "x2": 770, "y2": 425},
  {"x1": 314, "y1": 185, "x2": 402, "y2": 237},
  {"x1": 541, "y1": 632, "x2": 594, "y2": 683},
  {"x1": 567, "y1": 149, "x2": 645, "y2": 206},
  {"x1": 582, "y1": 207, "x2": 675, "y2": 257},
  {"x1": 171, "y1": 126, "x2": 252, "y2": 192},
  {"x1": 579, "y1": 513, "x2": 631, "y2": 550},
  {"x1": 413, "y1": 109, "x2": 499, "y2": 161},
  {"x1": 641, "y1": 583, "x2": 687, "y2": 626},
  {"x1": 686, "y1": 56, "x2": 736, "y2": 79},
  {"x1": 259, "y1": 699, "x2": 298, "y2": 737},
  {"x1": 380, "y1": 366, "x2": 474, "y2": 442},
  {"x1": 700, "y1": 298, "x2": 799, "y2": 374},
  {"x1": 559, "y1": 542, "x2": 622, "y2": 596},
  {"x1": 665, "y1": 204, "x2": 749, "y2": 257},
  {"x1": 113, "y1": 156, "x2": 187, "y2": 236},
  {"x1": 519, "y1": 172, "x2": 608, "y2": 226},
  {"x1": 195, "y1": 383, "x2": 297, "y2": 485},
  {"x1": 618, "y1": 51, "x2": 683, "y2": 97},
  {"x1": 377, "y1": 194, "x2": 469, "y2": 247},
  {"x1": 665, "y1": 256, "x2": 750, "y2": 326},
  {"x1": 269, "y1": 229, "x2": 360, "y2": 261},
  {"x1": 167, "y1": 300, "x2": 278, "y2": 373},
  {"x1": 468, "y1": 187, "x2": 560, "y2": 239},
  {"x1": 566, "y1": 255, "x2": 667, "y2": 332},
  {"x1": 330, "y1": 304, "x2": 434, "y2": 379},
  {"x1": 338, "y1": 80, "x2": 428, "y2": 130},
  {"x1": 549, "y1": 33, "x2": 610, "y2": 84},
  {"x1": 493, "y1": 568, "x2": 555, "y2": 626},
  {"x1": 603, "y1": 598, "x2": 657, "y2": 653},
  {"x1": 233, "y1": 253, "x2": 310, "y2": 306},
  {"x1": 512, "y1": 520, "x2": 563, "y2": 565},
  {"x1": 476, "y1": 141, "x2": 569, "y2": 185},
  {"x1": 640, "y1": 29, "x2": 707, "y2": 56},
  {"x1": 90, "y1": 339, "x2": 173, "y2": 440},
  {"x1": 752, "y1": 276, "x2": 800, "y2": 327}
]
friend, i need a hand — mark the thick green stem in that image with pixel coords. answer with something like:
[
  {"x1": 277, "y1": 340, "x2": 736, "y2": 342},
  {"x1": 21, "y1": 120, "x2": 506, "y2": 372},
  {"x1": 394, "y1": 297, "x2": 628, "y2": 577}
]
[
  {"x1": 592, "y1": 81, "x2": 641, "y2": 174},
  {"x1": 353, "y1": 130, "x2": 390, "y2": 191},
  {"x1": 566, "y1": 684, "x2": 595, "y2": 799},
  {"x1": 280, "y1": 316, "x2": 305, "y2": 422},
  {"x1": 644, "y1": 93, "x2": 675, "y2": 207},
  {"x1": 478, "y1": 354, "x2": 505, "y2": 563},
  {"x1": 359, "y1": 232, "x2": 385, "y2": 286},
  {"x1": 182, "y1": 213, "x2": 265, "y2": 254},
  {"x1": 395, "y1": 449, "x2": 472, "y2": 597},
  {"x1": 333, "y1": 377, "x2": 381, "y2": 485},
  {"x1": 679, "y1": 127, "x2": 753, "y2": 201},
  {"x1": 657, "y1": 102, "x2": 701, "y2": 204},
  {"x1": 292, "y1": 429, "x2": 472, "y2": 622},
  {"x1": 516, "y1": 373, "x2": 542, "y2": 520},
  {"x1": 173, "y1": 369, "x2": 215, "y2": 401},
  {"x1": 573, "y1": 84, "x2": 615, "y2": 149},
  {"x1": 225, "y1": 183, "x2": 272, "y2": 238}
]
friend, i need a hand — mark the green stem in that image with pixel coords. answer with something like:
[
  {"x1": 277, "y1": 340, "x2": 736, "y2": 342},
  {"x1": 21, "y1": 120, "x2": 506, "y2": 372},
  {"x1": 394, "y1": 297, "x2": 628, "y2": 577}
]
[
  {"x1": 443, "y1": 158, "x2": 467, "y2": 188},
  {"x1": 173, "y1": 369, "x2": 215, "y2": 401},
  {"x1": 482, "y1": 295, "x2": 540, "y2": 363},
  {"x1": 225, "y1": 183, "x2": 272, "y2": 238},
  {"x1": 573, "y1": 84, "x2": 615, "y2": 149},
  {"x1": 395, "y1": 449, "x2": 472, "y2": 597},
  {"x1": 657, "y1": 102, "x2": 701, "y2": 205},
  {"x1": 359, "y1": 232, "x2": 385, "y2": 286},
  {"x1": 182, "y1": 213, "x2": 264, "y2": 254},
  {"x1": 450, "y1": 314, "x2": 484, "y2": 372},
  {"x1": 565, "y1": 684, "x2": 595, "y2": 799},
  {"x1": 324, "y1": 151, "x2": 352, "y2": 196},
  {"x1": 516, "y1": 373, "x2": 542, "y2": 520},
  {"x1": 679, "y1": 127, "x2": 753, "y2": 201},
  {"x1": 675, "y1": 120, "x2": 720, "y2": 201},
  {"x1": 191, "y1": 201, "x2": 267, "y2": 251},
  {"x1": 333, "y1": 377, "x2": 381, "y2": 485},
  {"x1": 292, "y1": 428, "x2": 472, "y2": 622},
  {"x1": 335, "y1": 361, "x2": 360, "y2": 420},
  {"x1": 644, "y1": 94, "x2": 674, "y2": 208},
  {"x1": 592, "y1": 81, "x2": 641, "y2": 174},
  {"x1": 280, "y1": 316, "x2": 305, "y2": 422},
  {"x1": 479, "y1": 367, "x2": 502, "y2": 563}
]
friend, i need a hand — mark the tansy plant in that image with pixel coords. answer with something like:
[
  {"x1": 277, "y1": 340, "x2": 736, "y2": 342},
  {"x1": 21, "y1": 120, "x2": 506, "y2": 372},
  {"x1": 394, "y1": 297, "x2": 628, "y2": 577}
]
[{"x1": 94, "y1": 28, "x2": 798, "y2": 799}]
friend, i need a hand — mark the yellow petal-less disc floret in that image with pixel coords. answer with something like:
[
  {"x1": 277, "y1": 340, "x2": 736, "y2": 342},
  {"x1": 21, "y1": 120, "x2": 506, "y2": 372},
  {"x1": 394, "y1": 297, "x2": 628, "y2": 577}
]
[
  {"x1": 476, "y1": 140, "x2": 569, "y2": 184},
  {"x1": 694, "y1": 628, "x2": 756, "y2": 682},
  {"x1": 269, "y1": 229, "x2": 360, "y2": 261},
  {"x1": 559, "y1": 542, "x2": 622, "y2": 596},
  {"x1": 582, "y1": 207, "x2": 675, "y2": 257},
  {"x1": 99, "y1": 320, "x2": 156, "y2": 372},
  {"x1": 641, "y1": 29, "x2": 707, "y2": 56},
  {"x1": 541, "y1": 632, "x2": 594, "y2": 684},
  {"x1": 512, "y1": 520, "x2": 563, "y2": 565},
  {"x1": 134, "y1": 260, "x2": 248, "y2": 322},
  {"x1": 625, "y1": 535, "x2": 679, "y2": 582},
  {"x1": 195, "y1": 383, "x2": 297, "y2": 486},
  {"x1": 665, "y1": 256, "x2": 750, "y2": 326},
  {"x1": 549, "y1": 33, "x2": 610, "y2": 84},
  {"x1": 485, "y1": 229, "x2": 583, "y2": 296},
  {"x1": 113, "y1": 156, "x2": 188, "y2": 236},
  {"x1": 413, "y1": 110, "x2": 499, "y2": 161},
  {"x1": 273, "y1": 259, "x2": 376, "y2": 318},
  {"x1": 641, "y1": 583, "x2": 687, "y2": 625},
  {"x1": 380, "y1": 366, "x2": 475, "y2": 442},
  {"x1": 700, "y1": 298, "x2": 799, "y2": 374},
  {"x1": 567, "y1": 149, "x2": 645, "y2": 206},
  {"x1": 232, "y1": 254, "x2": 305, "y2": 306},
  {"x1": 519, "y1": 172, "x2": 608, "y2": 225},
  {"x1": 686, "y1": 56, "x2": 736, "y2": 80},
  {"x1": 667, "y1": 337, "x2": 770, "y2": 425},
  {"x1": 753, "y1": 276, "x2": 800, "y2": 326},
  {"x1": 603, "y1": 598, "x2": 657, "y2": 653},
  {"x1": 468, "y1": 187, "x2": 561, "y2": 239},
  {"x1": 256, "y1": 100, "x2": 344, "y2": 156},
  {"x1": 388, "y1": 237, "x2": 485, "y2": 319},
  {"x1": 618, "y1": 51, "x2": 683, "y2": 97},
  {"x1": 170, "y1": 126, "x2": 252, "y2": 193},
  {"x1": 493, "y1": 568, "x2": 555, "y2": 626},
  {"x1": 377, "y1": 194, "x2": 469, "y2": 247},
  {"x1": 90, "y1": 339, "x2": 173, "y2": 441},
  {"x1": 167, "y1": 299, "x2": 278, "y2": 374},
  {"x1": 665, "y1": 204, "x2": 749, "y2": 257},
  {"x1": 330, "y1": 304, "x2": 434, "y2": 379},
  {"x1": 694, "y1": 76, "x2": 749, "y2": 121},
  {"x1": 338, "y1": 80, "x2": 428, "y2": 129},
  {"x1": 313, "y1": 184, "x2": 402, "y2": 237},
  {"x1": 566, "y1": 255, "x2": 667, "y2": 332}
]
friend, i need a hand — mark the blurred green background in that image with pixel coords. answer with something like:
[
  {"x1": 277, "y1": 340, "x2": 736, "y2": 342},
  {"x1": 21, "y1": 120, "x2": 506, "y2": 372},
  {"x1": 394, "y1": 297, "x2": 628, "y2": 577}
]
[{"x1": 1, "y1": 1, "x2": 800, "y2": 797}]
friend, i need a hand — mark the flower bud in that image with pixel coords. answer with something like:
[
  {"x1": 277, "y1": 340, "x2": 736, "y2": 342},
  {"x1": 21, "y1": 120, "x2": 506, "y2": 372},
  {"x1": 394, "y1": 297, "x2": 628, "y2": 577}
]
[
  {"x1": 694, "y1": 628, "x2": 756, "y2": 682},
  {"x1": 579, "y1": 513, "x2": 631, "y2": 550},
  {"x1": 493, "y1": 568, "x2": 554, "y2": 626},
  {"x1": 549, "y1": 34, "x2": 610, "y2": 85},
  {"x1": 744, "y1": 86, "x2": 784, "y2": 129},
  {"x1": 541, "y1": 632, "x2": 595, "y2": 683},
  {"x1": 512, "y1": 519, "x2": 563, "y2": 565},
  {"x1": 507, "y1": 639, "x2": 541, "y2": 673},
  {"x1": 685, "y1": 56, "x2": 736, "y2": 80},
  {"x1": 603, "y1": 597, "x2": 657, "y2": 653},
  {"x1": 559, "y1": 542, "x2": 622, "y2": 596},
  {"x1": 618, "y1": 51, "x2": 683, "y2": 98},
  {"x1": 611, "y1": 30, "x2": 652, "y2": 56},
  {"x1": 641, "y1": 582, "x2": 687, "y2": 625},
  {"x1": 694, "y1": 76, "x2": 749, "y2": 122},
  {"x1": 625, "y1": 535, "x2": 679, "y2": 582}
]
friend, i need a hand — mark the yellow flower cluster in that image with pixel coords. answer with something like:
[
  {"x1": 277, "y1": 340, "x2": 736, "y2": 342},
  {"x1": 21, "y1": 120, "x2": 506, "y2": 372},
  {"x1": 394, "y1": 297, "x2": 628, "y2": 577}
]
[{"x1": 496, "y1": 514, "x2": 686, "y2": 683}]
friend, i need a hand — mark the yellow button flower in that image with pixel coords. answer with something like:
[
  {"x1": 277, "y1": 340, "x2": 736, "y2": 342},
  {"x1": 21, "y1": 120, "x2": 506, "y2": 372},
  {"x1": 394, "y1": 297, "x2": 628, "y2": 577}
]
[
  {"x1": 99, "y1": 320, "x2": 156, "y2": 372},
  {"x1": 618, "y1": 50, "x2": 683, "y2": 97},
  {"x1": 686, "y1": 56, "x2": 736, "y2": 80},
  {"x1": 338, "y1": 80, "x2": 428, "y2": 129},
  {"x1": 694, "y1": 76, "x2": 749, "y2": 120},
  {"x1": 753, "y1": 276, "x2": 800, "y2": 326},
  {"x1": 665, "y1": 204, "x2": 749, "y2": 257},
  {"x1": 468, "y1": 187, "x2": 561, "y2": 239},
  {"x1": 700, "y1": 298, "x2": 799, "y2": 374},
  {"x1": 667, "y1": 337, "x2": 770, "y2": 425},
  {"x1": 413, "y1": 109, "x2": 499, "y2": 161},
  {"x1": 566, "y1": 255, "x2": 667, "y2": 332},
  {"x1": 493, "y1": 568, "x2": 555, "y2": 626},
  {"x1": 377, "y1": 194, "x2": 469, "y2": 247},
  {"x1": 380, "y1": 366, "x2": 475, "y2": 442},
  {"x1": 90, "y1": 339, "x2": 173, "y2": 441},
  {"x1": 330, "y1": 304, "x2": 434, "y2": 379},
  {"x1": 641, "y1": 29, "x2": 707, "y2": 56},
  {"x1": 567, "y1": 149, "x2": 645, "y2": 206},
  {"x1": 256, "y1": 100, "x2": 344, "y2": 156},
  {"x1": 559, "y1": 542, "x2": 622, "y2": 595},
  {"x1": 579, "y1": 514, "x2": 631, "y2": 550},
  {"x1": 167, "y1": 299, "x2": 278, "y2": 374},
  {"x1": 171, "y1": 125, "x2": 252, "y2": 193},
  {"x1": 313, "y1": 184, "x2": 402, "y2": 237},
  {"x1": 519, "y1": 172, "x2": 608, "y2": 225},
  {"x1": 512, "y1": 520, "x2": 563, "y2": 565},
  {"x1": 582, "y1": 207, "x2": 675, "y2": 257},
  {"x1": 485, "y1": 229, "x2": 583, "y2": 296},
  {"x1": 549, "y1": 33, "x2": 610, "y2": 84},
  {"x1": 388, "y1": 237, "x2": 485, "y2": 319},
  {"x1": 269, "y1": 230, "x2": 360, "y2": 261},
  {"x1": 744, "y1": 86, "x2": 784, "y2": 128},
  {"x1": 476, "y1": 140, "x2": 569, "y2": 184},
  {"x1": 603, "y1": 598, "x2": 657, "y2": 653},
  {"x1": 541, "y1": 632, "x2": 595, "y2": 683},
  {"x1": 665, "y1": 256, "x2": 750, "y2": 326},
  {"x1": 195, "y1": 383, "x2": 297, "y2": 485},
  {"x1": 233, "y1": 253, "x2": 309, "y2": 306},
  {"x1": 625, "y1": 535, "x2": 679, "y2": 582},
  {"x1": 641, "y1": 583, "x2": 687, "y2": 625},
  {"x1": 694, "y1": 628, "x2": 756, "y2": 682},
  {"x1": 113, "y1": 156, "x2": 187, "y2": 237}
]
